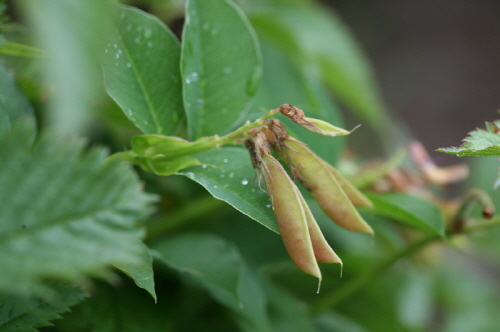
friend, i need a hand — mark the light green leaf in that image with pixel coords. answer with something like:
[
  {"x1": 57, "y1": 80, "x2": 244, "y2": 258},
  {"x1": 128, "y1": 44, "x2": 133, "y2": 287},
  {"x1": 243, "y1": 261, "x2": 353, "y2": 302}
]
[
  {"x1": 20, "y1": 0, "x2": 111, "y2": 136},
  {"x1": 178, "y1": 147, "x2": 278, "y2": 233},
  {"x1": 102, "y1": 5, "x2": 184, "y2": 136},
  {"x1": 114, "y1": 245, "x2": 156, "y2": 302},
  {"x1": 0, "y1": 63, "x2": 36, "y2": 138},
  {"x1": 153, "y1": 233, "x2": 244, "y2": 307},
  {"x1": 0, "y1": 282, "x2": 87, "y2": 332},
  {"x1": 437, "y1": 120, "x2": 500, "y2": 157},
  {"x1": 365, "y1": 193, "x2": 446, "y2": 237},
  {"x1": 182, "y1": 0, "x2": 262, "y2": 139},
  {"x1": 0, "y1": 127, "x2": 157, "y2": 298}
]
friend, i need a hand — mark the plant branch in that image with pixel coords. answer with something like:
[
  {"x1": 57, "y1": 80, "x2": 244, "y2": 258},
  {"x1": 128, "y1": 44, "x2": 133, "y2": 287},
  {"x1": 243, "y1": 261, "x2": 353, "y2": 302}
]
[{"x1": 310, "y1": 215, "x2": 500, "y2": 314}]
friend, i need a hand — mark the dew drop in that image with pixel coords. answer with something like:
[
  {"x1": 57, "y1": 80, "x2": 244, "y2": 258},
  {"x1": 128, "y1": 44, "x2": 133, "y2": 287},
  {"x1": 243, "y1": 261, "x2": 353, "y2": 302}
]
[
  {"x1": 113, "y1": 44, "x2": 118, "y2": 49},
  {"x1": 126, "y1": 24, "x2": 132, "y2": 31},
  {"x1": 185, "y1": 72, "x2": 199, "y2": 84},
  {"x1": 118, "y1": 49, "x2": 122, "y2": 54},
  {"x1": 229, "y1": 172, "x2": 234, "y2": 178},
  {"x1": 186, "y1": 172, "x2": 194, "y2": 178},
  {"x1": 144, "y1": 27, "x2": 152, "y2": 38},
  {"x1": 213, "y1": 185, "x2": 219, "y2": 189},
  {"x1": 144, "y1": 120, "x2": 149, "y2": 125},
  {"x1": 115, "y1": 53, "x2": 120, "y2": 59},
  {"x1": 104, "y1": 49, "x2": 108, "y2": 54},
  {"x1": 201, "y1": 164, "x2": 207, "y2": 169},
  {"x1": 220, "y1": 174, "x2": 225, "y2": 178},
  {"x1": 266, "y1": 204, "x2": 272, "y2": 208},
  {"x1": 147, "y1": 41, "x2": 153, "y2": 48},
  {"x1": 241, "y1": 179, "x2": 249, "y2": 185},
  {"x1": 223, "y1": 158, "x2": 228, "y2": 163},
  {"x1": 223, "y1": 66, "x2": 232, "y2": 74},
  {"x1": 134, "y1": 37, "x2": 141, "y2": 44},
  {"x1": 126, "y1": 62, "x2": 131, "y2": 68}
]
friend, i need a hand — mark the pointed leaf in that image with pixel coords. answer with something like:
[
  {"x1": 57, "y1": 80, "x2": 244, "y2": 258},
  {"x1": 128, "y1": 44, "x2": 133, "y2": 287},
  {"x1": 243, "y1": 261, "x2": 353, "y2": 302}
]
[
  {"x1": 153, "y1": 233, "x2": 244, "y2": 306},
  {"x1": 365, "y1": 193, "x2": 446, "y2": 237},
  {"x1": 114, "y1": 244, "x2": 156, "y2": 302},
  {"x1": 182, "y1": 0, "x2": 261, "y2": 139},
  {"x1": 437, "y1": 120, "x2": 500, "y2": 157},
  {"x1": 177, "y1": 147, "x2": 278, "y2": 233},
  {"x1": 0, "y1": 127, "x2": 157, "y2": 297},
  {"x1": 102, "y1": 5, "x2": 184, "y2": 135}
]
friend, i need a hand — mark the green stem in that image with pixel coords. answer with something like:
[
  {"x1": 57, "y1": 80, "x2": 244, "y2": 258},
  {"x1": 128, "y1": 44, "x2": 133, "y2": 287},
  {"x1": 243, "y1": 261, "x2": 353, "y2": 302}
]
[
  {"x1": 311, "y1": 214, "x2": 500, "y2": 313},
  {"x1": 310, "y1": 235, "x2": 439, "y2": 313},
  {"x1": 145, "y1": 195, "x2": 228, "y2": 241}
]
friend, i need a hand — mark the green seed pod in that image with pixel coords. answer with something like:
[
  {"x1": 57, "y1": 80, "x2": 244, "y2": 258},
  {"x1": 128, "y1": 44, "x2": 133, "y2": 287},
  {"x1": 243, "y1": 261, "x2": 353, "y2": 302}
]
[
  {"x1": 279, "y1": 104, "x2": 355, "y2": 136},
  {"x1": 246, "y1": 133, "x2": 322, "y2": 282},
  {"x1": 274, "y1": 133, "x2": 373, "y2": 234}
]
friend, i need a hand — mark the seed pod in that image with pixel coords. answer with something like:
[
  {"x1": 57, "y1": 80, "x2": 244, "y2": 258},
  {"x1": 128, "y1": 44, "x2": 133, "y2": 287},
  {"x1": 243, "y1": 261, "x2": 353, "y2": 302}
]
[
  {"x1": 279, "y1": 104, "x2": 355, "y2": 136},
  {"x1": 273, "y1": 132, "x2": 373, "y2": 234},
  {"x1": 324, "y1": 163, "x2": 373, "y2": 208},
  {"x1": 246, "y1": 133, "x2": 322, "y2": 281}
]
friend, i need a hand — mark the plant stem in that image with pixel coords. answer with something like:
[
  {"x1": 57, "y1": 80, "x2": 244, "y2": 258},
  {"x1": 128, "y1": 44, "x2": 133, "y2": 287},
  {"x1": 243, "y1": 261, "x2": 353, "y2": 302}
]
[
  {"x1": 310, "y1": 234, "x2": 439, "y2": 313},
  {"x1": 310, "y1": 215, "x2": 500, "y2": 314},
  {"x1": 145, "y1": 195, "x2": 228, "y2": 241}
]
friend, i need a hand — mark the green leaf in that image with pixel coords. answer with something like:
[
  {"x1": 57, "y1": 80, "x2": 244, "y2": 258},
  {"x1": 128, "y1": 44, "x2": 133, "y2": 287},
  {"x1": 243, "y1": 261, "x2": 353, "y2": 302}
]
[
  {"x1": 102, "y1": 5, "x2": 184, "y2": 136},
  {"x1": 178, "y1": 147, "x2": 278, "y2": 233},
  {"x1": 0, "y1": 38, "x2": 44, "y2": 58},
  {"x1": 265, "y1": 283, "x2": 316, "y2": 332},
  {"x1": 153, "y1": 233, "x2": 244, "y2": 307},
  {"x1": 365, "y1": 193, "x2": 446, "y2": 237},
  {"x1": 437, "y1": 120, "x2": 500, "y2": 157},
  {"x1": 74, "y1": 280, "x2": 172, "y2": 332},
  {"x1": 20, "y1": 0, "x2": 111, "y2": 135},
  {"x1": 114, "y1": 245, "x2": 156, "y2": 302},
  {"x1": 250, "y1": 3, "x2": 406, "y2": 146},
  {"x1": 182, "y1": 0, "x2": 262, "y2": 139},
  {"x1": 0, "y1": 127, "x2": 157, "y2": 298},
  {"x1": 0, "y1": 63, "x2": 36, "y2": 138},
  {"x1": 0, "y1": 282, "x2": 87, "y2": 332}
]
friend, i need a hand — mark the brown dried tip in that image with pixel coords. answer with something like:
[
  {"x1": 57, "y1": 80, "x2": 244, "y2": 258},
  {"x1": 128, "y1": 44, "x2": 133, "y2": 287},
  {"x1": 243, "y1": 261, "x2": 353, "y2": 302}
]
[{"x1": 482, "y1": 208, "x2": 494, "y2": 219}]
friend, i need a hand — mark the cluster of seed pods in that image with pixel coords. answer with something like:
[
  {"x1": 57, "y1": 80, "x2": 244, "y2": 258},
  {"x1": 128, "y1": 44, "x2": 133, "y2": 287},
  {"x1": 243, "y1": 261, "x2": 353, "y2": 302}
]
[{"x1": 245, "y1": 104, "x2": 373, "y2": 291}]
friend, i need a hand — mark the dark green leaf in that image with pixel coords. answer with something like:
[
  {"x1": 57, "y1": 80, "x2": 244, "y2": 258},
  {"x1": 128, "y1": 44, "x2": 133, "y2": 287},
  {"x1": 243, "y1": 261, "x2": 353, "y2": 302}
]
[
  {"x1": 0, "y1": 127, "x2": 157, "y2": 298},
  {"x1": 102, "y1": 5, "x2": 184, "y2": 136},
  {"x1": 365, "y1": 193, "x2": 446, "y2": 236},
  {"x1": 0, "y1": 282, "x2": 87, "y2": 332},
  {"x1": 182, "y1": 0, "x2": 262, "y2": 139},
  {"x1": 75, "y1": 280, "x2": 171, "y2": 332},
  {"x1": 0, "y1": 63, "x2": 35, "y2": 138},
  {"x1": 114, "y1": 245, "x2": 156, "y2": 302},
  {"x1": 437, "y1": 120, "x2": 500, "y2": 157},
  {"x1": 178, "y1": 147, "x2": 278, "y2": 233},
  {"x1": 153, "y1": 233, "x2": 244, "y2": 306}
]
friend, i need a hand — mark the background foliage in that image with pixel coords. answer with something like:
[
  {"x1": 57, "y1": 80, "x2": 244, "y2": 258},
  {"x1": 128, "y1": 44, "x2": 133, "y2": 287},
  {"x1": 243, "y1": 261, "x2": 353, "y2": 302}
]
[{"x1": 1, "y1": 0, "x2": 500, "y2": 331}]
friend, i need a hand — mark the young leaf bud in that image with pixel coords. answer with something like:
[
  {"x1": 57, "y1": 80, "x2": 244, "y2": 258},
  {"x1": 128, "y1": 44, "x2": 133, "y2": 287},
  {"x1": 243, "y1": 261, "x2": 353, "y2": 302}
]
[{"x1": 278, "y1": 104, "x2": 356, "y2": 136}]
